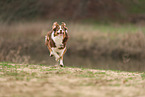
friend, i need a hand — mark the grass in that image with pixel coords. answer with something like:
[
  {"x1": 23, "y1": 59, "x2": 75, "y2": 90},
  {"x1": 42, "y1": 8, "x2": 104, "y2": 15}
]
[
  {"x1": 0, "y1": 22, "x2": 145, "y2": 70},
  {"x1": 0, "y1": 22, "x2": 145, "y2": 72},
  {"x1": 0, "y1": 62, "x2": 145, "y2": 97},
  {"x1": 141, "y1": 73, "x2": 145, "y2": 80},
  {"x1": 93, "y1": 24, "x2": 145, "y2": 34}
]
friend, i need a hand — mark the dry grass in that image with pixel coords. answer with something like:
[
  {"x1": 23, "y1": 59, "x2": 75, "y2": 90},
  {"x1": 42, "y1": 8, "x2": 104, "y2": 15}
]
[
  {"x1": 0, "y1": 21, "x2": 145, "y2": 64},
  {"x1": 0, "y1": 62, "x2": 145, "y2": 97}
]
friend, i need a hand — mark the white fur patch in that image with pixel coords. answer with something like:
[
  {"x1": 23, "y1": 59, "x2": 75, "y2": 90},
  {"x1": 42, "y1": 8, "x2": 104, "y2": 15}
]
[
  {"x1": 52, "y1": 47, "x2": 65, "y2": 56},
  {"x1": 59, "y1": 26, "x2": 62, "y2": 31},
  {"x1": 51, "y1": 47, "x2": 66, "y2": 63},
  {"x1": 51, "y1": 31, "x2": 63, "y2": 48}
]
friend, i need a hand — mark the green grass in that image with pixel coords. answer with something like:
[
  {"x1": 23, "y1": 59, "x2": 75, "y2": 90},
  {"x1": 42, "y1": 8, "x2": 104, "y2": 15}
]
[
  {"x1": 80, "y1": 18, "x2": 145, "y2": 34},
  {"x1": 117, "y1": 0, "x2": 145, "y2": 14},
  {"x1": 141, "y1": 73, "x2": 145, "y2": 80},
  {"x1": 92, "y1": 24, "x2": 145, "y2": 34}
]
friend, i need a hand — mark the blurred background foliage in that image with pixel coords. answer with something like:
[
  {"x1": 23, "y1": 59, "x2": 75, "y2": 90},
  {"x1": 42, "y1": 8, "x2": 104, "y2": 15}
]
[
  {"x1": 0, "y1": 0, "x2": 145, "y2": 23},
  {"x1": 0, "y1": 0, "x2": 145, "y2": 71}
]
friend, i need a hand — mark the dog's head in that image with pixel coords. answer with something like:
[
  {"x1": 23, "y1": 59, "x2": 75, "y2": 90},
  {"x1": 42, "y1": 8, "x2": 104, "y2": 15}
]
[{"x1": 52, "y1": 22, "x2": 68, "y2": 36}]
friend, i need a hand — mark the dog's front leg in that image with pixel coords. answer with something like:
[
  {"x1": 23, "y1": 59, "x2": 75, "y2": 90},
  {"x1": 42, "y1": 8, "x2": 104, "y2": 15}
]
[
  {"x1": 59, "y1": 47, "x2": 67, "y2": 67},
  {"x1": 60, "y1": 56, "x2": 64, "y2": 67},
  {"x1": 51, "y1": 48, "x2": 60, "y2": 61}
]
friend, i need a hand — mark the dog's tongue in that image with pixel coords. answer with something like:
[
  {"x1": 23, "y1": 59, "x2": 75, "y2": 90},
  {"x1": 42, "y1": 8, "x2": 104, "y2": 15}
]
[{"x1": 59, "y1": 34, "x2": 63, "y2": 36}]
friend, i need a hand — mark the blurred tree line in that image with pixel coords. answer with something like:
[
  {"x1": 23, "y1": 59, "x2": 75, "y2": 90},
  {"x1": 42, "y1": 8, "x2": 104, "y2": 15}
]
[{"x1": 0, "y1": 0, "x2": 145, "y2": 23}]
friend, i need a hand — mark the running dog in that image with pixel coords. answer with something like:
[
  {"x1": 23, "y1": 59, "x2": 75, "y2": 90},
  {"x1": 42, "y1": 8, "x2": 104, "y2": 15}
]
[{"x1": 45, "y1": 22, "x2": 69, "y2": 67}]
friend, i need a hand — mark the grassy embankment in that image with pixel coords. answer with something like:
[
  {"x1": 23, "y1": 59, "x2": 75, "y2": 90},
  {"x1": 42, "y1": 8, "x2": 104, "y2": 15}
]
[
  {"x1": 0, "y1": 22, "x2": 145, "y2": 72},
  {"x1": 0, "y1": 62, "x2": 145, "y2": 97},
  {"x1": 0, "y1": 22, "x2": 145, "y2": 64}
]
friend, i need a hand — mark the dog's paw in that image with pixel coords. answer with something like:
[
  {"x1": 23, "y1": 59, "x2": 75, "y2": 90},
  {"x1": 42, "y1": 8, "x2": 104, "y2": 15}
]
[
  {"x1": 60, "y1": 64, "x2": 64, "y2": 67},
  {"x1": 50, "y1": 52, "x2": 54, "y2": 57},
  {"x1": 50, "y1": 53, "x2": 54, "y2": 57}
]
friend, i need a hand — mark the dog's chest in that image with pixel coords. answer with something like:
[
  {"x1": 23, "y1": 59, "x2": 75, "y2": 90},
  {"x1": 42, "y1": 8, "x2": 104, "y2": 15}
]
[{"x1": 51, "y1": 33, "x2": 63, "y2": 47}]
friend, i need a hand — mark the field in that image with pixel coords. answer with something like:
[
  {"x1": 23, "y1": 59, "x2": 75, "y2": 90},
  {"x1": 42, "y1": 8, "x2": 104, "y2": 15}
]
[
  {"x1": 1, "y1": 0, "x2": 145, "y2": 97},
  {"x1": 0, "y1": 62, "x2": 145, "y2": 97},
  {"x1": 0, "y1": 22, "x2": 145, "y2": 96},
  {"x1": 1, "y1": 22, "x2": 145, "y2": 59},
  {"x1": 0, "y1": 21, "x2": 145, "y2": 71}
]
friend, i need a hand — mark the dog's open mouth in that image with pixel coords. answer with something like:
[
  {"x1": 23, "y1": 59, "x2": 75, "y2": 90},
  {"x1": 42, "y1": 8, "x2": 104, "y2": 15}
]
[{"x1": 59, "y1": 33, "x2": 63, "y2": 36}]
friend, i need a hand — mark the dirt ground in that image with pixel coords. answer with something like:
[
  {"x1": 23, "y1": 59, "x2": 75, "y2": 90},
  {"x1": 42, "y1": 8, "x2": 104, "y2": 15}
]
[{"x1": 0, "y1": 63, "x2": 145, "y2": 97}]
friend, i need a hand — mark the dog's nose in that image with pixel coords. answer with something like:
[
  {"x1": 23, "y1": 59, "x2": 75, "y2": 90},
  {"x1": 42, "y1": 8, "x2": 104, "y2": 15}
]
[{"x1": 60, "y1": 30, "x2": 62, "y2": 34}]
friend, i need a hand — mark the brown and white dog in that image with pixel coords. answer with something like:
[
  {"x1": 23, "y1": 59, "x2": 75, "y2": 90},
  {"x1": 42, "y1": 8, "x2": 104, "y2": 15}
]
[{"x1": 45, "y1": 22, "x2": 69, "y2": 67}]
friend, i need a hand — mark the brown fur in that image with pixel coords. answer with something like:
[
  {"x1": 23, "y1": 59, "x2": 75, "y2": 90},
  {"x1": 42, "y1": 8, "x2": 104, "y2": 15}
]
[
  {"x1": 45, "y1": 22, "x2": 69, "y2": 59},
  {"x1": 45, "y1": 29, "x2": 68, "y2": 49}
]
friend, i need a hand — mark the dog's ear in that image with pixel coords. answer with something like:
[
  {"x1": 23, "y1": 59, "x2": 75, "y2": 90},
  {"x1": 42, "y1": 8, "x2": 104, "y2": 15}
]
[
  {"x1": 52, "y1": 22, "x2": 59, "y2": 31},
  {"x1": 61, "y1": 22, "x2": 68, "y2": 30},
  {"x1": 61, "y1": 22, "x2": 66, "y2": 27}
]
